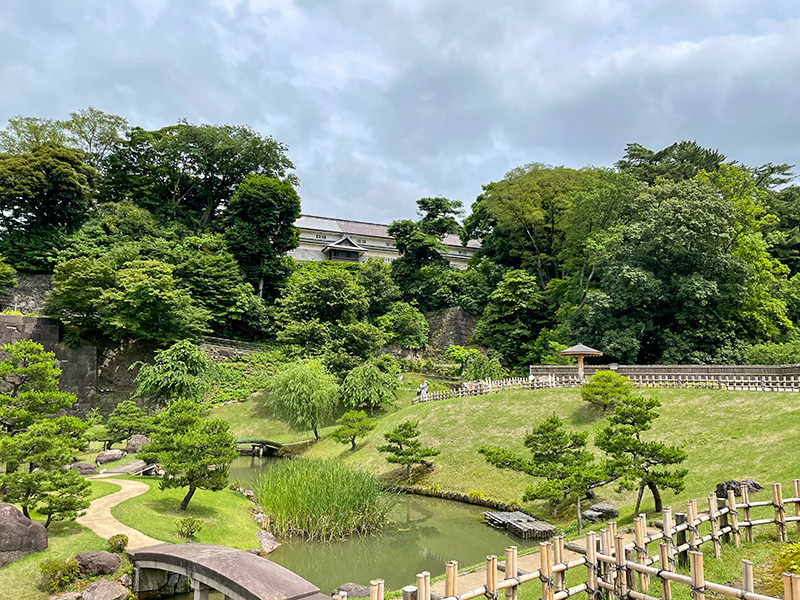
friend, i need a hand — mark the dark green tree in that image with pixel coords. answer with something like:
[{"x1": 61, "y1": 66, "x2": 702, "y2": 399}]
[
  {"x1": 595, "y1": 395, "x2": 688, "y2": 514},
  {"x1": 140, "y1": 399, "x2": 237, "y2": 510},
  {"x1": 615, "y1": 141, "x2": 727, "y2": 185},
  {"x1": 376, "y1": 302, "x2": 429, "y2": 349},
  {"x1": 480, "y1": 414, "x2": 608, "y2": 532},
  {"x1": 331, "y1": 410, "x2": 377, "y2": 450},
  {"x1": 0, "y1": 144, "x2": 99, "y2": 270},
  {"x1": 377, "y1": 420, "x2": 440, "y2": 482},
  {"x1": 105, "y1": 400, "x2": 151, "y2": 445},
  {"x1": 221, "y1": 174, "x2": 301, "y2": 299},
  {"x1": 357, "y1": 257, "x2": 401, "y2": 318},
  {"x1": 0, "y1": 341, "x2": 76, "y2": 437},
  {"x1": 102, "y1": 122, "x2": 296, "y2": 229}
]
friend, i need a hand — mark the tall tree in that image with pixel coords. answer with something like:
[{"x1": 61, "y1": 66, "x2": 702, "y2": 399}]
[
  {"x1": 0, "y1": 115, "x2": 67, "y2": 153},
  {"x1": 63, "y1": 106, "x2": 129, "y2": 168},
  {"x1": 268, "y1": 360, "x2": 338, "y2": 439},
  {"x1": 595, "y1": 395, "x2": 688, "y2": 514},
  {"x1": 221, "y1": 174, "x2": 301, "y2": 299},
  {"x1": 0, "y1": 144, "x2": 99, "y2": 270},
  {"x1": 102, "y1": 122, "x2": 296, "y2": 229},
  {"x1": 615, "y1": 141, "x2": 727, "y2": 185}
]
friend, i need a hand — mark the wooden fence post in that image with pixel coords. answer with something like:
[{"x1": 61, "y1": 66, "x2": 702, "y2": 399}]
[
  {"x1": 505, "y1": 546, "x2": 518, "y2": 600},
  {"x1": 773, "y1": 483, "x2": 788, "y2": 542},
  {"x1": 625, "y1": 548, "x2": 637, "y2": 593},
  {"x1": 402, "y1": 586, "x2": 417, "y2": 600},
  {"x1": 370, "y1": 579, "x2": 384, "y2": 600},
  {"x1": 784, "y1": 573, "x2": 793, "y2": 600},
  {"x1": 727, "y1": 490, "x2": 740, "y2": 548},
  {"x1": 675, "y1": 513, "x2": 689, "y2": 568},
  {"x1": 689, "y1": 551, "x2": 705, "y2": 600},
  {"x1": 658, "y1": 543, "x2": 672, "y2": 600},
  {"x1": 615, "y1": 534, "x2": 627, "y2": 600},
  {"x1": 586, "y1": 532, "x2": 598, "y2": 600},
  {"x1": 486, "y1": 555, "x2": 497, "y2": 600},
  {"x1": 718, "y1": 496, "x2": 730, "y2": 545},
  {"x1": 541, "y1": 542, "x2": 554, "y2": 600},
  {"x1": 634, "y1": 515, "x2": 649, "y2": 590},
  {"x1": 794, "y1": 480, "x2": 800, "y2": 534},
  {"x1": 741, "y1": 485, "x2": 753, "y2": 543},
  {"x1": 707, "y1": 494, "x2": 721, "y2": 558},
  {"x1": 742, "y1": 560, "x2": 753, "y2": 594},
  {"x1": 687, "y1": 500, "x2": 699, "y2": 552},
  {"x1": 554, "y1": 535, "x2": 565, "y2": 592},
  {"x1": 601, "y1": 528, "x2": 614, "y2": 600},
  {"x1": 662, "y1": 507, "x2": 675, "y2": 570},
  {"x1": 444, "y1": 562, "x2": 457, "y2": 598}
]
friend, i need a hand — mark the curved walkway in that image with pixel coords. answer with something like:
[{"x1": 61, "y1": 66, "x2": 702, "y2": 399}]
[{"x1": 76, "y1": 478, "x2": 162, "y2": 549}]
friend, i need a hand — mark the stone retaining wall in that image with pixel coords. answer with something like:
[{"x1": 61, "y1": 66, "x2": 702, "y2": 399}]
[
  {"x1": 0, "y1": 315, "x2": 97, "y2": 411},
  {"x1": 0, "y1": 273, "x2": 52, "y2": 314}
]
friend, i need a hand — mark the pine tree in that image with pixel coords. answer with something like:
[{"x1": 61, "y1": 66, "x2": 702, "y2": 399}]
[
  {"x1": 378, "y1": 421, "x2": 440, "y2": 482},
  {"x1": 595, "y1": 395, "x2": 688, "y2": 513}
]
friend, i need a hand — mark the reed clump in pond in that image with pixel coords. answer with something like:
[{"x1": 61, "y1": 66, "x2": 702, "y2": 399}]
[{"x1": 254, "y1": 458, "x2": 397, "y2": 541}]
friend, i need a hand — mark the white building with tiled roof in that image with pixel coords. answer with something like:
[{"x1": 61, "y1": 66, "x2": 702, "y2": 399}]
[{"x1": 287, "y1": 215, "x2": 480, "y2": 269}]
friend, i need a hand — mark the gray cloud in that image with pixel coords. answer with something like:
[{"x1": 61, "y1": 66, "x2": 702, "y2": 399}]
[{"x1": 1, "y1": 0, "x2": 798, "y2": 222}]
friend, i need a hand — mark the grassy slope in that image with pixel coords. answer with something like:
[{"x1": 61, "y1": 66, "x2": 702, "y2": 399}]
[
  {"x1": 110, "y1": 476, "x2": 260, "y2": 549},
  {"x1": 218, "y1": 384, "x2": 800, "y2": 523},
  {"x1": 0, "y1": 481, "x2": 119, "y2": 600}
]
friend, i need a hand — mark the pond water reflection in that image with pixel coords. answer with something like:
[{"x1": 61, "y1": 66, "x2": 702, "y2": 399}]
[{"x1": 169, "y1": 456, "x2": 537, "y2": 598}]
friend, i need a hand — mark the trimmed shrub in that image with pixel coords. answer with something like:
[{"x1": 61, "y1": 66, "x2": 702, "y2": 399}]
[
  {"x1": 107, "y1": 533, "x2": 129, "y2": 553},
  {"x1": 175, "y1": 516, "x2": 205, "y2": 539},
  {"x1": 39, "y1": 558, "x2": 80, "y2": 593}
]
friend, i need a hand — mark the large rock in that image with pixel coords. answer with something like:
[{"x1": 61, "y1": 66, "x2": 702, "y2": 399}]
[
  {"x1": 581, "y1": 503, "x2": 619, "y2": 523},
  {"x1": 81, "y1": 578, "x2": 129, "y2": 600},
  {"x1": 256, "y1": 530, "x2": 281, "y2": 554},
  {"x1": 124, "y1": 434, "x2": 149, "y2": 454},
  {"x1": 75, "y1": 551, "x2": 122, "y2": 576},
  {"x1": 69, "y1": 462, "x2": 98, "y2": 476},
  {"x1": 715, "y1": 480, "x2": 763, "y2": 498},
  {"x1": 0, "y1": 503, "x2": 48, "y2": 567},
  {"x1": 95, "y1": 449, "x2": 124, "y2": 464},
  {"x1": 334, "y1": 583, "x2": 371, "y2": 598}
]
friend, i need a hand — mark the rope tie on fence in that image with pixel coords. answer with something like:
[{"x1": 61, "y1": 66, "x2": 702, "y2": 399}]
[
  {"x1": 690, "y1": 585, "x2": 705, "y2": 597},
  {"x1": 540, "y1": 574, "x2": 554, "y2": 587},
  {"x1": 728, "y1": 507, "x2": 739, "y2": 517},
  {"x1": 632, "y1": 542, "x2": 647, "y2": 555}
]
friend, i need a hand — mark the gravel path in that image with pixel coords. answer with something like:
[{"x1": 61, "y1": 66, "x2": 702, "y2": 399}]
[{"x1": 76, "y1": 478, "x2": 162, "y2": 549}]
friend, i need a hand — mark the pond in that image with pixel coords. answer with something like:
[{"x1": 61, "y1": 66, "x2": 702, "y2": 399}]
[{"x1": 170, "y1": 456, "x2": 538, "y2": 598}]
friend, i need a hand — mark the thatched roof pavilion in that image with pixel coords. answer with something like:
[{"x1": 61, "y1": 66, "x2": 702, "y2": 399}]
[{"x1": 559, "y1": 343, "x2": 603, "y2": 380}]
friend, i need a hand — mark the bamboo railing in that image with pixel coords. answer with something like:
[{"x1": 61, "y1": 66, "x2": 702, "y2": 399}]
[{"x1": 361, "y1": 481, "x2": 800, "y2": 600}]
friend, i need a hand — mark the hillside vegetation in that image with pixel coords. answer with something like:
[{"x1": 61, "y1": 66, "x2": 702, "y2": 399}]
[{"x1": 218, "y1": 385, "x2": 800, "y2": 523}]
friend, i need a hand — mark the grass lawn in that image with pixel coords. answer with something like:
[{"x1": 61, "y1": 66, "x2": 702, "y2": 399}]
[
  {"x1": 110, "y1": 476, "x2": 261, "y2": 549},
  {"x1": 217, "y1": 385, "x2": 800, "y2": 525},
  {"x1": 0, "y1": 481, "x2": 122, "y2": 600}
]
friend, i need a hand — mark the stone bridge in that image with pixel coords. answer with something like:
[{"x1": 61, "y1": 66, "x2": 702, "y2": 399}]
[{"x1": 129, "y1": 543, "x2": 330, "y2": 600}]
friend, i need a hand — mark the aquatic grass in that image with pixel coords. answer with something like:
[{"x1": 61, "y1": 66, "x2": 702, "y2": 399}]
[{"x1": 254, "y1": 458, "x2": 397, "y2": 541}]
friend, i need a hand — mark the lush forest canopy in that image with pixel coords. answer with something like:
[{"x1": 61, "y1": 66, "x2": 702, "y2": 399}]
[{"x1": 2, "y1": 109, "x2": 799, "y2": 372}]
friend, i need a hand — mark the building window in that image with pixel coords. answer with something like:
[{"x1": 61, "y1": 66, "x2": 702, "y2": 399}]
[
  {"x1": 315, "y1": 234, "x2": 327, "y2": 239},
  {"x1": 386, "y1": 242, "x2": 393, "y2": 247},
  {"x1": 330, "y1": 249, "x2": 359, "y2": 262},
  {"x1": 458, "y1": 250, "x2": 466, "y2": 255},
  {"x1": 357, "y1": 238, "x2": 367, "y2": 244}
]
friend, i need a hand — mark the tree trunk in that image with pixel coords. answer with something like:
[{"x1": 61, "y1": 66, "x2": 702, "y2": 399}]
[
  {"x1": 634, "y1": 484, "x2": 645, "y2": 515},
  {"x1": 22, "y1": 505, "x2": 30, "y2": 519},
  {"x1": 406, "y1": 464, "x2": 412, "y2": 482},
  {"x1": 577, "y1": 496, "x2": 583, "y2": 535},
  {"x1": 313, "y1": 427, "x2": 319, "y2": 440},
  {"x1": 350, "y1": 436, "x2": 356, "y2": 451},
  {"x1": 647, "y1": 481, "x2": 663, "y2": 513},
  {"x1": 179, "y1": 485, "x2": 197, "y2": 511},
  {"x1": 44, "y1": 514, "x2": 52, "y2": 529}
]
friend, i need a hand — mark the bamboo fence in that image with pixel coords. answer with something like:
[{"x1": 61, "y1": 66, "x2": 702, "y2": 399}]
[{"x1": 360, "y1": 481, "x2": 800, "y2": 600}]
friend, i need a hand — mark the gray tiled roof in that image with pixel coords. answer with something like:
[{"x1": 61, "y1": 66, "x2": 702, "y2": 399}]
[
  {"x1": 295, "y1": 214, "x2": 481, "y2": 249},
  {"x1": 287, "y1": 247, "x2": 325, "y2": 261}
]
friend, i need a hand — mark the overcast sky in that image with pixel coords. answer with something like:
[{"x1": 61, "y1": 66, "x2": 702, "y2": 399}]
[{"x1": 1, "y1": 1, "x2": 798, "y2": 223}]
